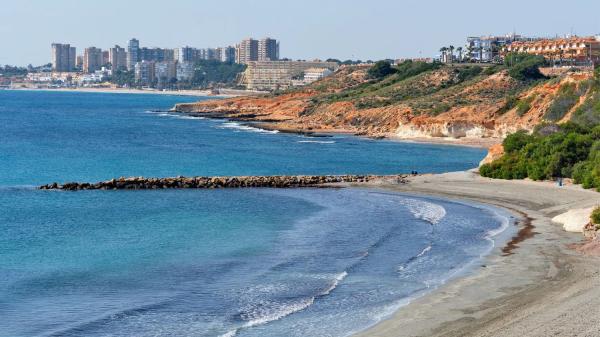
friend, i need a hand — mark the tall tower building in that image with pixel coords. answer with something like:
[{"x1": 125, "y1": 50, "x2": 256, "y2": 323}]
[
  {"x1": 109, "y1": 45, "x2": 127, "y2": 71},
  {"x1": 258, "y1": 38, "x2": 279, "y2": 61},
  {"x1": 102, "y1": 51, "x2": 110, "y2": 66},
  {"x1": 83, "y1": 47, "x2": 103, "y2": 73},
  {"x1": 134, "y1": 60, "x2": 155, "y2": 86},
  {"x1": 175, "y1": 46, "x2": 199, "y2": 63},
  {"x1": 221, "y1": 46, "x2": 236, "y2": 63},
  {"x1": 235, "y1": 38, "x2": 258, "y2": 64},
  {"x1": 51, "y1": 43, "x2": 76, "y2": 72},
  {"x1": 127, "y1": 38, "x2": 140, "y2": 71},
  {"x1": 69, "y1": 46, "x2": 76, "y2": 69}
]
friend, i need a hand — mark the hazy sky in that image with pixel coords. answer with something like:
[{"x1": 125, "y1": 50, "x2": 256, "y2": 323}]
[{"x1": 2, "y1": 0, "x2": 600, "y2": 65}]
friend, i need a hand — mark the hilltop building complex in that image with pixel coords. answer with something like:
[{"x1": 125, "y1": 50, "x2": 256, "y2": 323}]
[
  {"x1": 240, "y1": 61, "x2": 338, "y2": 91},
  {"x1": 503, "y1": 36, "x2": 600, "y2": 65}
]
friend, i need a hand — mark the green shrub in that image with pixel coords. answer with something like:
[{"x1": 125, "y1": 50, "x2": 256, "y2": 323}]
[
  {"x1": 544, "y1": 83, "x2": 580, "y2": 121},
  {"x1": 498, "y1": 95, "x2": 518, "y2": 114},
  {"x1": 457, "y1": 66, "x2": 483, "y2": 82},
  {"x1": 504, "y1": 53, "x2": 546, "y2": 81},
  {"x1": 367, "y1": 61, "x2": 396, "y2": 79},
  {"x1": 503, "y1": 130, "x2": 535, "y2": 153},
  {"x1": 481, "y1": 124, "x2": 597, "y2": 186},
  {"x1": 482, "y1": 65, "x2": 502, "y2": 76},
  {"x1": 431, "y1": 103, "x2": 451, "y2": 115},
  {"x1": 591, "y1": 207, "x2": 600, "y2": 225},
  {"x1": 516, "y1": 94, "x2": 536, "y2": 116}
]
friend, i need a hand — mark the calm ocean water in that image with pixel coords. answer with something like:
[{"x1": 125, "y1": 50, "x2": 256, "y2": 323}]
[{"x1": 0, "y1": 90, "x2": 511, "y2": 337}]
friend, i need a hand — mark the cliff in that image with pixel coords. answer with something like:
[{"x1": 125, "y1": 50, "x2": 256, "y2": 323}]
[{"x1": 174, "y1": 64, "x2": 595, "y2": 143}]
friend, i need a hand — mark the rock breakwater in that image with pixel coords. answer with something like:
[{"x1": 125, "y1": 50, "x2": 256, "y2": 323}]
[{"x1": 39, "y1": 175, "x2": 407, "y2": 191}]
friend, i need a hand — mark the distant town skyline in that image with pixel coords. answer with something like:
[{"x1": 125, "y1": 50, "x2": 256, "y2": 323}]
[{"x1": 2, "y1": 0, "x2": 600, "y2": 66}]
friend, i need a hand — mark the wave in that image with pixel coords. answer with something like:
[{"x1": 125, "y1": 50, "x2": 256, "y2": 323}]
[
  {"x1": 223, "y1": 271, "x2": 348, "y2": 336},
  {"x1": 218, "y1": 122, "x2": 279, "y2": 134},
  {"x1": 297, "y1": 140, "x2": 336, "y2": 144},
  {"x1": 320, "y1": 271, "x2": 348, "y2": 296},
  {"x1": 398, "y1": 198, "x2": 446, "y2": 225},
  {"x1": 222, "y1": 298, "x2": 314, "y2": 337},
  {"x1": 142, "y1": 111, "x2": 206, "y2": 120},
  {"x1": 397, "y1": 244, "x2": 433, "y2": 272},
  {"x1": 0, "y1": 185, "x2": 37, "y2": 191},
  {"x1": 170, "y1": 114, "x2": 205, "y2": 120},
  {"x1": 43, "y1": 298, "x2": 175, "y2": 337}
]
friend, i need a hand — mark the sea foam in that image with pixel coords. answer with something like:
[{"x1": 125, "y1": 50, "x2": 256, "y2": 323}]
[
  {"x1": 218, "y1": 122, "x2": 279, "y2": 134},
  {"x1": 399, "y1": 198, "x2": 447, "y2": 225}
]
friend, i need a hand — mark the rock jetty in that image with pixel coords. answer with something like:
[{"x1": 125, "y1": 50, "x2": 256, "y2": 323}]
[{"x1": 39, "y1": 175, "x2": 407, "y2": 191}]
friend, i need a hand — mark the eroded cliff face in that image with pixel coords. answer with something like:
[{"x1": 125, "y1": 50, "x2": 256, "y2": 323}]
[{"x1": 174, "y1": 66, "x2": 594, "y2": 143}]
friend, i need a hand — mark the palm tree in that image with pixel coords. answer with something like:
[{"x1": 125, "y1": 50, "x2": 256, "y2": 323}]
[
  {"x1": 449, "y1": 45, "x2": 455, "y2": 63},
  {"x1": 456, "y1": 47, "x2": 463, "y2": 63},
  {"x1": 439, "y1": 47, "x2": 448, "y2": 63},
  {"x1": 466, "y1": 44, "x2": 474, "y2": 62}
]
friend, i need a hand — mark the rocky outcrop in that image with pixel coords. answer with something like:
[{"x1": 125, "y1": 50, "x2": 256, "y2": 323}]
[
  {"x1": 39, "y1": 174, "x2": 407, "y2": 191},
  {"x1": 583, "y1": 222, "x2": 599, "y2": 240},
  {"x1": 173, "y1": 66, "x2": 594, "y2": 142},
  {"x1": 552, "y1": 207, "x2": 596, "y2": 233},
  {"x1": 479, "y1": 144, "x2": 505, "y2": 167}
]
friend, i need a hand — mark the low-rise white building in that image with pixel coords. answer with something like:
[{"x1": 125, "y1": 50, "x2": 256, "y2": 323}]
[{"x1": 302, "y1": 68, "x2": 333, "y2": 84}]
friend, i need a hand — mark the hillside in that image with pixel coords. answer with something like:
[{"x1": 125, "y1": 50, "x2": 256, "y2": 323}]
[{"x1": 174, "y1": 60, "x2": 597, "y2": 144}]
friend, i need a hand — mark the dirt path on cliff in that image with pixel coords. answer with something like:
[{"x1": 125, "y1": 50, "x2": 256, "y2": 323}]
[{"x1": 354, "y1": 171, "x2": 600, "y2": 337}]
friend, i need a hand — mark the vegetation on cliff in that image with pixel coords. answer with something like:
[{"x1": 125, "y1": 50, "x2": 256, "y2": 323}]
[
  {"x1": 303, "y1": 55, "x2": 548, "y2": 116},
  {"x1": 177, "y1": 54, "x2": 596, "y2": 138},
  {"x1": 481, "y1": 69, "x2": 600, "y2": 190},
  {"x1": 480, "y1": 122, "x2": 600, "y2": 190},
  {"x1": 190, "y1": 60, "x2": 246, "y2": 88},
  {"x1": 504, "y1": 53, "x2": 546, "y2": 81},
  {"x1": 591, "y1": 207, "x2": 600, "y2": 226}
]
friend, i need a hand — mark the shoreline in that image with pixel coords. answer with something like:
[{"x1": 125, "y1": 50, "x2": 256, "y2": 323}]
[
  {"x1": 3, "y1": 87, "x2": 244, "y2": 98},
  {"x1": 175, "y1": 109, "x2": 499, "y2": 148},
  {"x1": 353, "y1": 171, "x2": 600, "y2": 337}
]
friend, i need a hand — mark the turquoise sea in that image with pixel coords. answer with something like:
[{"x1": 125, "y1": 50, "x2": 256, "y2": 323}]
[{"x1": 0, "y1": 90, "x2": 512, "y2": 337}]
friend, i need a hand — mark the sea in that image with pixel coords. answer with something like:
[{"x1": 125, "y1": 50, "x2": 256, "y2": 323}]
[{"x1": 0, "y1": 90, "x2": 513, "y2": 337}]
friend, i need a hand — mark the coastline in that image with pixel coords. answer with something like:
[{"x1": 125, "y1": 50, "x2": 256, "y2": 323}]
[
  {"x1": 174, "y1": 109, "x2": 501, "y2": 148},
  {"x1": 4, "y1": 87, "x2": 244, "y2": 98},
  {"x1": 353, "y1": 171, "x2": 600, "y2": 337},
  {"x1": 254, "y1": 121, "x2": 500, "y2": 148}
]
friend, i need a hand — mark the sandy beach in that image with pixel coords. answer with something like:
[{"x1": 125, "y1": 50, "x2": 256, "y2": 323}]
[
  {"x1": 4, "y1": 87, "x2": 250, "y2": 98},
  {"x1": 353, "y1": 171, "x2": 600, "y2": 337}
]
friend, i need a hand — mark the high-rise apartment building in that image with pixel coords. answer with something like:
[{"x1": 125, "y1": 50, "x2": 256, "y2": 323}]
[
  {"x1": 134, "y1": 60, "x2": 155, "y2": 86},
  {"x1": 155, "y1": 61, "x2": 177, "y2": 88},
  {"x1": 258, "y1": 38, "x2": 279, "y2": 61},
  {"x1": 83, "y1": 47, "x2": 103, "y2": 73},
  {"x1": 127, "y1": 38, "x2": 140, "y2": 71},
  {"x1": 175, "y1": 46, "x2": 200, "y2": 63},
  {"x1": 204, "y1": 48, "x2": 217, "y2": 61},
  {"x1": 176, "y1": 62, "x2": 195, "y2": 82},
  {"x1": 140, "y1": 47, "x2": 174, "y2": 62},
  {"x1": 236, "y1": 38, "x2": 259, "y2": 64},
  {"x1": 51, "y1": 43, "x2": 76, "y2": 72},
  {"x1": 102, "y1": 51, "x2": 110, "y2": 66},
  {"x1": 76, "y1": 55, "x2": 83, "y2": 70},
  {"x1": 220, "y1": 46, "x2": 236, "y2": 63},
  {"x1": 109, "y1": 45, "x2": 127, "y2": 71}
]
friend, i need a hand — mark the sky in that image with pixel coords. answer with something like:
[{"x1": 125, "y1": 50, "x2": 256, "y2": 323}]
[{"x1": 1, "y1": 0, "x2": 600, "y2": 66}]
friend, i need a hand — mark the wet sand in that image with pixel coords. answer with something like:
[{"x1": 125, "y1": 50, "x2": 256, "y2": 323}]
[{"x1": 355, "y1": 171, "x2": 600, "y2": 337}]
